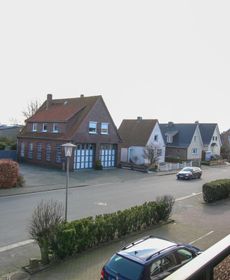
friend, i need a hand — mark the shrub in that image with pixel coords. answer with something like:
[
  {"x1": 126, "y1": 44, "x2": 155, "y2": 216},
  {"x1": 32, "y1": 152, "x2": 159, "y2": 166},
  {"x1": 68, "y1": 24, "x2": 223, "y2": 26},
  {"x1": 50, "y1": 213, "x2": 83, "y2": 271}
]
[
  {"x1": 94, "y1": 160, "x2": 103, "y2": 170},
  {"x1": 0, "y1": 159, "x2": 19, "y2": 188},
  {"x1": 16, "y1": 174, "x2": 25, "y2": 187},
  {"x1": 203, "y1": 179, "x2": 230, "y2": 203},
  {"x1": 50, "y1": 196, "x2": 175, "y2": 259}
]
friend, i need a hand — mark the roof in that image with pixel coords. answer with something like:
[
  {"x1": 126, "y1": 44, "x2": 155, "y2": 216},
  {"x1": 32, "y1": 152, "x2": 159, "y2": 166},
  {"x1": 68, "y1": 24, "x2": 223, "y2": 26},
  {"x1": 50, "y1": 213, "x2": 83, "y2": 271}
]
[
  {"x1": 119, "y1": 237, "x2": 176, "y2": 262},
  {"x1": 27, "y1": 95, "x2": 100, "y2": 122},
  {"x1": 160, "y1": 123, "x2": 198, "y2": 148},
  {"x1": 118, "y1": 119, "x2": 158, "y2": 147},
  {"x1": 198, "y1": 123, "x2": 217, "y2": 145}
]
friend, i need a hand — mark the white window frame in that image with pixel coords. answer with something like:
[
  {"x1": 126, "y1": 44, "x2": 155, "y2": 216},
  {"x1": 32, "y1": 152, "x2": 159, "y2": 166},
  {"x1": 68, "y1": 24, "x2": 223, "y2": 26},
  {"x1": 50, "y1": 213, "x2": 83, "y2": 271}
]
[
  {"x1": 101, "y1": 123, "x2": 109, "y2": 135},
  {"x1": 42, "y1": 123, "x2": 48, "y2": 132},
  {"x1": 53, "y1": 123, "x2": 59, "y2": 133},
  {"x1": 32, "y1": 123, "x2": 37, "y2": 132},
  {"x1": 192, "y1": 148, "x2": 198, "y2": 155},
  {"x1": 89, "y1": 121, "x2": 97, "y2": 134},
  {"x1": 167, "y1": 135, "x2": 173, "y2": 143}
]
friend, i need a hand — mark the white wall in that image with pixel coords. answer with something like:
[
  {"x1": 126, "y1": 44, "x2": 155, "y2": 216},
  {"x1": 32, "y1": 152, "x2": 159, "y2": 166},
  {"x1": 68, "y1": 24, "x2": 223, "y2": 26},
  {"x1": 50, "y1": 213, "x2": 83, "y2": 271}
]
[
  {"x1": 187, "y1": 125, "x2": 203, "y2": 160},
  {"x1": 121, "y1": 148, "x2": 128, "y2": 162},
  {"x1": 207, "y1": 125, "x2": 222, "y2": 156}
]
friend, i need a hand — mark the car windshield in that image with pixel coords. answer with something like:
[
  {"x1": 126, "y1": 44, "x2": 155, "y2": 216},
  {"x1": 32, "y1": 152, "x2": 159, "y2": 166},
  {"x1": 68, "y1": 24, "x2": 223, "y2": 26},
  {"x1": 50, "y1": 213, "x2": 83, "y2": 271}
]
[
  {"x1": 107, "y1": 254, "x2": 144, "y2": 280},
  {"x1": 182, "y1": 168, "x2": 193, "y2": 172}
]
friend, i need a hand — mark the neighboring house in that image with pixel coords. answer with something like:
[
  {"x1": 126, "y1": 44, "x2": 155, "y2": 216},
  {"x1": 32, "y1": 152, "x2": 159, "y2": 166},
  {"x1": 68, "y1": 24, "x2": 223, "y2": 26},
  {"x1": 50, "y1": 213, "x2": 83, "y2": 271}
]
[
  {"x1": 221, "y1": 129, "x2": 230, "y2": 146},
  {"x1": 198, "y1": 123, "x2": 222, "y2": 160},
  {"x1": 118, "y1": 117, "x2": 165, "y2": 165},
  {"x1": 159, "y1": 122, "x2": 203, "y2": 163},
  {"x1": 17, "y1": 94, "x2": 121, "y2": 170}
]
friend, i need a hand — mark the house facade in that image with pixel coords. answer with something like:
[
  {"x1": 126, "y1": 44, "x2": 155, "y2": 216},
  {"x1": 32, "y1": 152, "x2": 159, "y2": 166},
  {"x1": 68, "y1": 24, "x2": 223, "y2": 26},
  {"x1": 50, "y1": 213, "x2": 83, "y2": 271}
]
[
  {"x1": 17, "y1": 94, "x2": 121, "y2": 170},
  {"x1": 221, "y1": 129, "x2": 230, "y2": 146},
  {"x1": 118, "y1": 118, "x2": 165, "y2": 165},
  {"x1": 160, "y1": 122, "x2": 203, "y2": 163},
  {"x1": 198, "y1": 123, "x2": 222, "y2": 159}
]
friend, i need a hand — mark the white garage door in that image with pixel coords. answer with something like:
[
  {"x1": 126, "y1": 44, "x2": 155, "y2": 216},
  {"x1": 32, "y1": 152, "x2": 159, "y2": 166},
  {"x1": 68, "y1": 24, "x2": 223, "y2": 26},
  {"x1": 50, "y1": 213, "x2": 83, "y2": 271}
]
[
  {"x1": 74, "y1": 144, "x2": 95, "y2": 170},
  {"x1": 100, "y1": 144, "x2": 116, "y2": 168}
]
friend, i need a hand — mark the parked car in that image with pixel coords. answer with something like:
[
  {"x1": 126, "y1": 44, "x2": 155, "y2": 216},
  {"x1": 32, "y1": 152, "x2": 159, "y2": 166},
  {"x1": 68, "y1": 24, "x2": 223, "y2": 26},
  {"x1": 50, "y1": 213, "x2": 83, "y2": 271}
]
[
  {"x1": 100, "y1": 236, "x2": 201, "y2": 280},
  {"x1": 176, "y1": 167, "x2": 202, "y2": 180}
]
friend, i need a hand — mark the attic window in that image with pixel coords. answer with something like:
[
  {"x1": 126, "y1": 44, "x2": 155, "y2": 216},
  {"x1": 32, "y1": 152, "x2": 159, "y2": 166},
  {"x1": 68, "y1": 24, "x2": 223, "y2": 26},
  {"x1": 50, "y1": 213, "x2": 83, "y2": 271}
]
[
  {"x1": 166, "y1": 135, "x2": 173, "y2": 143},
  {"x1": 53, "y1": 123, "x2": 59, "y2": 133},
  {"x1": 42, "y1": 123, "x2": 48, "y2": 132},
  {"x1": 101, "y1": 123, "x2": 109, "y2": 134},
  {"x1": 89, "y1": 121, "x2": 97, "y2": 134}
]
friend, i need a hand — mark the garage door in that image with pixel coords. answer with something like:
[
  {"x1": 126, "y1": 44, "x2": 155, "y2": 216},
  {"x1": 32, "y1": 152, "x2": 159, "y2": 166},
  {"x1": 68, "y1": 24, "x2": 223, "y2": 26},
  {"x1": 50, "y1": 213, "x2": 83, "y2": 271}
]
[
  {"x1": 74, "y1": 144, "x2": 95, "y2": 170},
  {"x1": 100, "y1": 144, "x2": 116, "y2": 168}
]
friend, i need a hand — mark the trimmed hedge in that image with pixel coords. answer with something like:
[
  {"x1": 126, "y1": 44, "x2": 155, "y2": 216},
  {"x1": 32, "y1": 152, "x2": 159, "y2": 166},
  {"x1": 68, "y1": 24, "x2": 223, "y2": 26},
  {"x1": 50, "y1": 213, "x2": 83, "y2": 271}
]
[
  {"x1": 50, "y1": 195, "x2": 175, "y2": 259},
  {"x1": 0, "y1": 159, "x2": 19, "y2": 188},
  {"x1": 203, "y1": 179, "x2": 230, "y2": 203}
]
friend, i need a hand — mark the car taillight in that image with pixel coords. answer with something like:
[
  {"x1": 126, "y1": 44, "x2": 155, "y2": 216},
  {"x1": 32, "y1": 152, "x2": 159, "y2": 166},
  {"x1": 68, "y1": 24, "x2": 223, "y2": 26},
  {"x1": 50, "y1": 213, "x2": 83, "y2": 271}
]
[{"x1": 100, "y1": 268, "x2": 105, "y2": 279}]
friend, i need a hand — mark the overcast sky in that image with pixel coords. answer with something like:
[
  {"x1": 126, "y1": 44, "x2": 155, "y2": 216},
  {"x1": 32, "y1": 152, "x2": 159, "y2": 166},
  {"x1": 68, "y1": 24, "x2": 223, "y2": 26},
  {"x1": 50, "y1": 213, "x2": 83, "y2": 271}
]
[{"x1": 0, "y1": 1, "x2": 229, "y2": 132}]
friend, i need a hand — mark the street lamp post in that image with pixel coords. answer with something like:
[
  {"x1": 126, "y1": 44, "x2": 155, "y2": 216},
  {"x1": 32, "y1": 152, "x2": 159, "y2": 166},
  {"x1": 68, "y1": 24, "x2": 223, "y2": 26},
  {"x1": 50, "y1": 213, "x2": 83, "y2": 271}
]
[{"x1": 62, "y1": 143, "x2": 76, "y2": 222}]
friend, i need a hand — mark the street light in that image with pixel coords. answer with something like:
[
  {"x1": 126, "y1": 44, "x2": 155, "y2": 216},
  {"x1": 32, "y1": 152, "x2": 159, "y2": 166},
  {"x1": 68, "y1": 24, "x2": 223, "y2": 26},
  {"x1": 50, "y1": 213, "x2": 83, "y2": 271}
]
[{"x1": 62, "y1": 142, "x2": 76, "y2": 222}]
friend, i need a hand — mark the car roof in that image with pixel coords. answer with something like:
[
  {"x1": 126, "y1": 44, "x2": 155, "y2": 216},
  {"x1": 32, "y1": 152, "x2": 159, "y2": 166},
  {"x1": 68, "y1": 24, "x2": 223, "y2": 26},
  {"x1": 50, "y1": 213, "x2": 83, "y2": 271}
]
[{"x1": 118, "y1": 237, "x2": 177, "y2": 263}]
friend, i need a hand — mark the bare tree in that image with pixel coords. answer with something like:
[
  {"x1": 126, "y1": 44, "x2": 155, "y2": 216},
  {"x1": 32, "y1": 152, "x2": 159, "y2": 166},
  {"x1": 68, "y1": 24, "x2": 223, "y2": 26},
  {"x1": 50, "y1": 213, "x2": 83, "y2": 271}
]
[
  {"x1": 22, "y1": 100, "x2": 41, "y2": 120},
  {"x1": 143, "y1": 143, "x2": 160, "y2": 168},
  {"x1": 28, "y1": 200, "x2": 64, "y2": 264}
]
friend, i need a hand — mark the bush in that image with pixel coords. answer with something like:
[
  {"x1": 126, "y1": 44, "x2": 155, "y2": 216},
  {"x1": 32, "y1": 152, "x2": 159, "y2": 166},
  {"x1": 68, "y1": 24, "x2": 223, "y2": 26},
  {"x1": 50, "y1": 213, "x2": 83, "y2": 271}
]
[
  {"x1": 16, "y1": 174, "x2": 25, "y2": 187},
  {"x1": 203, "y1": 179, "x2": 230, "y2": 203},
  {"x1": 0, "y1": 159, "x2": 19, "y2": 188},
  {"x1": 50, "y1": 196, "x2": 175, "y2": 259},
  {"x1": 94, "y1": 160, "x2": 103, "y2": 170},
  {"x1": 165, "y1": 157, "x2": 184, "y2": 163}
]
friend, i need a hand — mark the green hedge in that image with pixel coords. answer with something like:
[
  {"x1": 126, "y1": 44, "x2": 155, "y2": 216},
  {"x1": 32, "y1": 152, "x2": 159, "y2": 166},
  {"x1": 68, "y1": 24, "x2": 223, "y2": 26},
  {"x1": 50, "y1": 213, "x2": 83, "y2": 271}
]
[
  {"x1": 203, "y1": 179, "x2": 230, "y2": 203},
  {"x1": 50, "y1": 195, "x2": 174, "y2": 259}
]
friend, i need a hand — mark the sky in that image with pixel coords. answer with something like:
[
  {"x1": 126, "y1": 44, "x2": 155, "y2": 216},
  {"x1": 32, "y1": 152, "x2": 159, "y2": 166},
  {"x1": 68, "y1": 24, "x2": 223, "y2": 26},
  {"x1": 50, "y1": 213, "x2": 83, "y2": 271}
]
[{"x1": 0, "y1": 0, "x2": 229, "y2": 132}]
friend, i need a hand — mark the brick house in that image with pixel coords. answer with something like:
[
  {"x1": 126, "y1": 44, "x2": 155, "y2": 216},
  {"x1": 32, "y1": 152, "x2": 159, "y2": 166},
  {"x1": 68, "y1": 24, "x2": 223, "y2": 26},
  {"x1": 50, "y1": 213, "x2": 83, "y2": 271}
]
[{"x1": 17, "y1": 94, "x2": 121, "y2": 170}]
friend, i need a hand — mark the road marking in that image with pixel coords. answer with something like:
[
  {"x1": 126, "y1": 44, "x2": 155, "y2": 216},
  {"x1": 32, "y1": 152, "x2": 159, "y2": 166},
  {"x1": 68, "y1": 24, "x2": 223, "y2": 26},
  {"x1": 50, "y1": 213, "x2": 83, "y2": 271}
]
[
  {"x1": 0, "y1": 239, "x2": 35, "y2": 253},
  {"x1": 175, "y1": 192, "x2": 202, "y2": 201},
  {"x1": 189, "y1": 231, "x2": 214, "y2": 245},
  {"x1": 95, "y1": 202, "x2": 107, "y2": 206}
]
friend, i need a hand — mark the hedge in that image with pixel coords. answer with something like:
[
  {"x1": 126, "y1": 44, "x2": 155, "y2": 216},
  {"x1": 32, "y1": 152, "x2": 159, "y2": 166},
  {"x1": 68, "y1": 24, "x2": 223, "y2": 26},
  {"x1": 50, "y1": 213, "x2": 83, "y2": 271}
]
[
  {"x1": 50, "y1": 195, "x2": 175, "y2": 259},
  {"x1": 0, "y1": 159, "x2": 19, "y2": 188},
  {"x1": 203, "y1": 179, "x2": 230, "y2": 203}
]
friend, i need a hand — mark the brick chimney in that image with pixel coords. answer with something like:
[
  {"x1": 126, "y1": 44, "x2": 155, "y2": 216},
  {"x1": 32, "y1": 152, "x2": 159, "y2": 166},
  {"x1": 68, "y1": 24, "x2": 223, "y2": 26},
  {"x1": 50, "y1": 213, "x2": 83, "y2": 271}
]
[
  {"x1": 46, "y1": 94, "x2": 52, "y2": 110},
  {"x1": 137, "y1": 116, "x2": 142, "y2": 121}
]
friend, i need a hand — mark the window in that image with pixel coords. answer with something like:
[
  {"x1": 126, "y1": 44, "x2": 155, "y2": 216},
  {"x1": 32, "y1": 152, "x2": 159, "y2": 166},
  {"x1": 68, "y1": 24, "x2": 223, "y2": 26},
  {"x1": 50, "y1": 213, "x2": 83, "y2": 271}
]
[
  {"x1": 42, "y1": 123, "x2": 48, "y2": 132},
  {"x1": 55, "y1": 144, "x2": 62, "y2": 163},
  {"x1": 32, "y1": 123, "x2": 37, "y2": 132},
  {"x1": 167, "y1": 135, "x2": 173, "y2": 143},
  {"x1": 154, "y1": 135, "x2": 158, "y2": 142},
  {"x1": 53, "y1": 123, "x2": 59, "y2": 133},
  {"x1": 101, "y1": 123, "x2": 109, "y2": 134},
  {"x1": 36, "y1": 143, "x2": 42, "y2": 160},
  {"x1": 20, "y1": 143, "x2": 25, "y2": 157},
  {"x1": 212, "y1": 136, "x2": 218, "y2": 141},
  {"x1": 192, "y1": 148, "x2": 198, "y2": 154},
  {"x1": 150, "y1": 253, "x2": 177, "y2": 279},
  {"x1": 28, "y1": 143, "x2": 33, "y2": 159},
  {"x1": 46, "y1": 144, "x2": 51, "y2": 161},
  {"x1": 176, "y1": 248, "x2": 193, "y2": 265},
  {"x1": 89, "y1": 121, "x2": 97, "y2": 134}
]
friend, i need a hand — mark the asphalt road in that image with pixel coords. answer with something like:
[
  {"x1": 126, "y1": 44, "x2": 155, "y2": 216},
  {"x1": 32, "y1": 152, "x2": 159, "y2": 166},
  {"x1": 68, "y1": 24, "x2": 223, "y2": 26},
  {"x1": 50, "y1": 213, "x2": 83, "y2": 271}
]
[{"x1": 0, "y1": 165, "x2": 229, "y2": 248}]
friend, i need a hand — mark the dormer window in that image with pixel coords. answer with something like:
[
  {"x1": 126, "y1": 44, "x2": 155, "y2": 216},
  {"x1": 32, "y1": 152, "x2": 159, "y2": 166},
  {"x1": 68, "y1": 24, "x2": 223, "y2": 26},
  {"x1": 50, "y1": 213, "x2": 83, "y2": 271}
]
[
  {"x1": 32, "y1": 123, "x2": 37, "y2": 132},
  {"x1": 89, "y1": 121, "x2": 97, "y2": 134},
  {"x1": 167, "y1": 135, "x2": 173, "y2": 143},
  {"x1": 101, "y1": 123, "x2": 109, "y2": 134},
  {"x1": 42, "y1": 123, "x2": 48, "y2": 132},
  {"x1": 53, "y1": 123, "x2": 59, "y2": 133}
]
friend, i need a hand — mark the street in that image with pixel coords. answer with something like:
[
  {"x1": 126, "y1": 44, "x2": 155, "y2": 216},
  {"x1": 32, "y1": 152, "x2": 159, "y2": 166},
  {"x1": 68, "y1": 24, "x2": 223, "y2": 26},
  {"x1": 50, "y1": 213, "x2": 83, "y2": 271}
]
[{"x1": 0, "y1": 165, "x2": 229, "y2": 247}]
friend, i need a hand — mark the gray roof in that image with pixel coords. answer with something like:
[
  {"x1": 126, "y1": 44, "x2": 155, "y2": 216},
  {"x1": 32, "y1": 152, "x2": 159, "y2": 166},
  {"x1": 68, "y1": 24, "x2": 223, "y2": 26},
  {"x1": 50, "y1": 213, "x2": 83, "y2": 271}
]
[
  {"x1": 198, "y1": 123, "x2": 217, "y2": 145},
  {"x1": 160, "y1": 123, "x2": 198, "y2": 148}
]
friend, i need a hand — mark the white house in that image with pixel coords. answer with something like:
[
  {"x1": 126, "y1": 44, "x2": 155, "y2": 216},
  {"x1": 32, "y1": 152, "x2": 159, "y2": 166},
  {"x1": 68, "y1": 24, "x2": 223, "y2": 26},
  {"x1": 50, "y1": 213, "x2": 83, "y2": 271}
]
[{"x1": 118, "y1": 117, "x2": 165, "y2": 165}]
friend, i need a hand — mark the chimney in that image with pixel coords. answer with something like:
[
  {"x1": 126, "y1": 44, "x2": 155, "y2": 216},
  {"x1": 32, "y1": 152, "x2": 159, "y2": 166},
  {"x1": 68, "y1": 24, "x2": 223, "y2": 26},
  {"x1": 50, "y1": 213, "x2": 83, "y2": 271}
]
[
  {"x1": 137, "y1": 116, "x2": 142, "y2": 121},
  {"x1": 46, "y1": 94, "x2": 52, "y2": 110},
  {"x1": 168, "y1": 121, "x2": 174, "y2": 127},
  {"x1": 195, "y1": 121, "x2": 199, "y2": 124},
  {"x1": 80, "y1": 94, "x2": 84, "y2": 98}
]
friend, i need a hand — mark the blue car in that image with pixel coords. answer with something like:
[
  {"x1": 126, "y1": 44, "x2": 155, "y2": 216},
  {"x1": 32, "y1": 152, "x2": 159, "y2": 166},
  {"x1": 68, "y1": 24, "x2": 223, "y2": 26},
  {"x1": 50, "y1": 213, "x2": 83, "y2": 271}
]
[{"x1": 100, "y1": 236, "x2": 201, "y2": 280}]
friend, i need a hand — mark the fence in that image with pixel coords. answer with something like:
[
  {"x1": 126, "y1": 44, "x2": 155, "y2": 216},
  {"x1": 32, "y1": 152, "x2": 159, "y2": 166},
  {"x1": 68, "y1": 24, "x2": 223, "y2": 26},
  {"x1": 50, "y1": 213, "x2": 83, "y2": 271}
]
[
  {"x1": 158, "y1": 161, "x2": 193, "y2": 172},
  {"x1": 0, "y1": 150, "x2": 17, "y2": 161}
]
